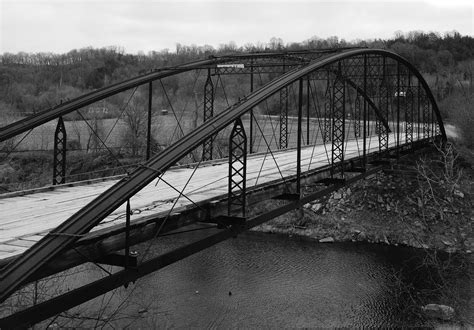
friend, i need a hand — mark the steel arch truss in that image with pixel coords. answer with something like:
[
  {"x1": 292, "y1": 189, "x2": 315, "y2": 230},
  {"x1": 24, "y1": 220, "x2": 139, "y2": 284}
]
[{"x1": 0, "y1": 49, "x2": 447, "y2": 322}]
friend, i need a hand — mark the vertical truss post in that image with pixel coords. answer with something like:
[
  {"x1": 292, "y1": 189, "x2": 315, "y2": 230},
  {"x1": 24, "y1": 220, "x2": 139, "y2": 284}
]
[
  {"x1": 279, "y1": 86, "x2": 288, "y2": 149},
  {"x1": 396, "y1": 62, "x2": 401, "y2": 157},
  {"x1": 306, "y1": 76, "x2": 310, "y2": 145},
  {"x1": 53, "y1": 116, "x2": 67, "y2": 185},
  {"x1": 125, "y1": 199, "x2": 131, "y2": 269},
  {"x1": 249, "y1": 59, "x2": 254, "y2": 154},
  {"x1": 431, "y1": 102, "x2": 436, "y2": 140},
  {"x1": 202, "y1": 68, "x2": 214, "y2": 161},
  {"x1": 354, "y1": 92, "x2": 361, "y2": 138},
  {"x1": 378, "y1": 57, "x2": 389, "y2": 155},
  {"x1": 228, "y1": 118, "x2": 247, "y2": 217},
  {"x1": 323, "y1": 71, "x2": 332, "y2": 143},
  {"x1": 434, "y1": 111, "x2": 441, "y2": 137},
  {"x1": 422, "y1": 91, "x2": 431, "y2": 140},
  {"x1": 331, "y1": 62, "x2": 345, "y2": 179},
  {"x1": 417, "y1": 82, "x2": 421, "y2": 141},
  {"x1": 146, "y1": 81, "x2": 153, "y2": 160},
  {"x1": 297, "y1": 78, "x2": 303, "y2": 195},
  {"x1": 405, "y1": 75, "x2": 414, "y2": 148},
  {"x1": 363, "y1": 55, "x2": 367, "y2": 167}
]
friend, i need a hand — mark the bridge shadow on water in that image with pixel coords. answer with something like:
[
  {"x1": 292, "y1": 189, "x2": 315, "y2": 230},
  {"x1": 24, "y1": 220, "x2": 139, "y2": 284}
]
[{"x1": 28, "y1": 230, "x2": 470, "y2": 328}]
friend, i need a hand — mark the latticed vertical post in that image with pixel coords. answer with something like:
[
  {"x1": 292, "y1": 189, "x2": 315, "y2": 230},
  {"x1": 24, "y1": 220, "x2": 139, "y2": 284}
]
[
  {"x1": 434, "y1": 116, "x2": 441, "y2": 137},
  {"x1": 422, "y1": 91, "x2": 431, "y2": 139},
  {"x1": 405, "y1": 75, "x2": 414, "y2": 148},
  {"x1": 146, "y1": 81, "x2": 153, "y2": 160},
  {"x1": 228, "y1": 118, "x2": 247, "y2": 217},
  {"x1": 331, "y1": 63, "x2": 345, "y2": 179},
  {"x1": 249, "y1": 59, "x2": 254, "y2": 154},
  {"x1": 296, "y1": 78, "x2": 303, "y2": 195},
  {"x1": 417, "y1": 83, "x2": 422, "y2": 140},
  {"x1": 306, "y1": 76, "x2": 310, "y2": 145},
  {"x1": 323, "y1": 71, "x2": 332, "y2": 143},
  {"x1": 362, "y1": 55, "x2": 368, "y2": 166},
  {"x1": 396, "y1": 62, "x2": 401, "y2": 155},
  {"x1": 378, "y1": 57, "x2": 389, "y2": 155},
  {"x1": 202, "y1": 68, "x2": 214, "y2": 161},
  {"x1": 354, "y1": 92, "x2": 361, "y2": 138},
  {"x1": 279, "y1": 86, "x2": 288, "y2": 149},
  {"x1": 53, "y1": 116, "x2": 67, "y2": 185}
]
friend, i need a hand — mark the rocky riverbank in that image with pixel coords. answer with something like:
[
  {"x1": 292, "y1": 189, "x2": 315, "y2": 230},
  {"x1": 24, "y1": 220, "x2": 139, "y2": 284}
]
[
  {"x1": 252, "y1": 148, "x2": 473, "y2": 325},
  {"x1": 252, "y1": 149, "x2": 473, "y2": 255}
]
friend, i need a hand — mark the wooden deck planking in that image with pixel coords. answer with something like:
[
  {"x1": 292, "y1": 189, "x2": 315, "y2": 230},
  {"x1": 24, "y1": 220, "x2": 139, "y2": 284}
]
[{"x1": 0, "y1": 133, "x2": 408, "y2": 261}]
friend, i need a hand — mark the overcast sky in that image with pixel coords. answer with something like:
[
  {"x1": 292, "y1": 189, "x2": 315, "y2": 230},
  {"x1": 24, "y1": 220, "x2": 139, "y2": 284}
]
[{"x1": 0, "y1": 0, "x2": 472, "y2": 54}]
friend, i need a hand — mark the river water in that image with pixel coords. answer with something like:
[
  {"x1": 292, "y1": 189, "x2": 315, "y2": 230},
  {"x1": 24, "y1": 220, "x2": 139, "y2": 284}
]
[{"x1": 50, "y1": 230, "x2": 470, "y2": 328}]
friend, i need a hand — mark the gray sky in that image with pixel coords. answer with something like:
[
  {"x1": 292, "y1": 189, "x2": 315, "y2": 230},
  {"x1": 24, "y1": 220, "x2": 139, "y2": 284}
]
[{"x1": 0, "y1": 0, "x2": 473, "y2": 54}]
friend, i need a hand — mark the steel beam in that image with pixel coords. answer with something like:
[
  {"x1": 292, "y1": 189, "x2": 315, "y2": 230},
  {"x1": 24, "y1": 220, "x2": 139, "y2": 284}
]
[
  {"x1": 323, "y1": 72, "x2": 332, "y2": 143},
  {"x1": 228, "y1": 118, "x2": 247, "y2": 217},
  {"x1": 422, "y1": 91, "x2": 431, "y2": 139},
  {"x1": 249, "y1": 59, "x2": 254, "y2": 154},
  {"x1": 306, "y1": 76, "x2": 310, "y2": 145},
  {"x1": 354, "y1": 92, "x2": 361, "y2": 138},
  {"x1": 146, "y1": 82, "x2": 153, "y2": 160},
  {"x1": 405, "y1": 75, "x2": 414, "y2": 148},
  {"x1": 279, "y1": 87, "x2": 289, "y2": 149},
  {"x1": 52, "y1": 116, "x2": 67, "y2": 185},
  {"x1": 363, "y1": 55, "x2": 368, "y2": 167},
  {"x1": 297, "y1": 78, "x2": 303, "y2": 194},
  {"x1": 378, "y1": 57, "x2": 389, "y2": 155},
  {"x1": 202, "y1": 68, "x2": 214, "y2": 161},
  {"x1": 331, "y1": 64, "x2": 345, "y2": 178}
]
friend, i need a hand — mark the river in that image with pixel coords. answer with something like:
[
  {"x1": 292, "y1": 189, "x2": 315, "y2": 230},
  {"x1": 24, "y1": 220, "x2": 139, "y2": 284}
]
[{"x1": 45, "y1": 230, "x2": 471, "y2": 328}]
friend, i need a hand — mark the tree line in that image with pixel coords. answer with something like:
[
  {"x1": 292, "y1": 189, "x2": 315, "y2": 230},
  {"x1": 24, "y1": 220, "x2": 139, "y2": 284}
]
[{"x1": 0, "y1": 31, "x2": 472, "y2": 145}]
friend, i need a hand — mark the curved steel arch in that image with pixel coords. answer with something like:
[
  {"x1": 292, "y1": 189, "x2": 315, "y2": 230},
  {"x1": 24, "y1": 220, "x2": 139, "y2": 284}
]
[
  {"x1": 0, "y1": 48, "x2": 446, "y2": 303},
  {"x1": 0, "y1": 48, "x2": 354, "y2": 142}
]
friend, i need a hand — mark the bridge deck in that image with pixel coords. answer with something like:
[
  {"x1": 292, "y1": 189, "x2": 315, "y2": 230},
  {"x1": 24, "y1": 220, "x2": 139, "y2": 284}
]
[{"x1": 0, "y1": 134, "x2": 404, "y2": 262}]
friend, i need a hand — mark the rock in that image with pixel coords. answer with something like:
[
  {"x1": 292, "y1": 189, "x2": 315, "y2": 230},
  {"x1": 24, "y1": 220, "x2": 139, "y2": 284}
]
[
  {"x1": 345, "y1": 188, "x2": 352, "y2": 196},
  {"x1": 377, "y1": 195, "x2": 383, "y2": 203},
  {"x1": 333, "y1": 192, "x2": 342, "y2": 200},
  {"x1": 303, "y1": 203, "x2": 312, "y2": 209},
  {"x1": 319, "y1": 237, "x2": 335, "y2": 243},
  {"x1": 421, "y1": 304, "x2": 455, "y2": 321},
  {"x1": 311, "y1": 203, "x2": 323, "y2": 212}
]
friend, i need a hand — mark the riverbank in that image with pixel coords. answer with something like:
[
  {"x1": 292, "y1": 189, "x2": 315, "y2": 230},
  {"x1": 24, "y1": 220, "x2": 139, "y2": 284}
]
[
  {"x1": 251, "y1": 146, "x2": 473, "y2": 325},
  {"x1": 252, "y1": 146, "x2": 473, "y2": 254}
]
